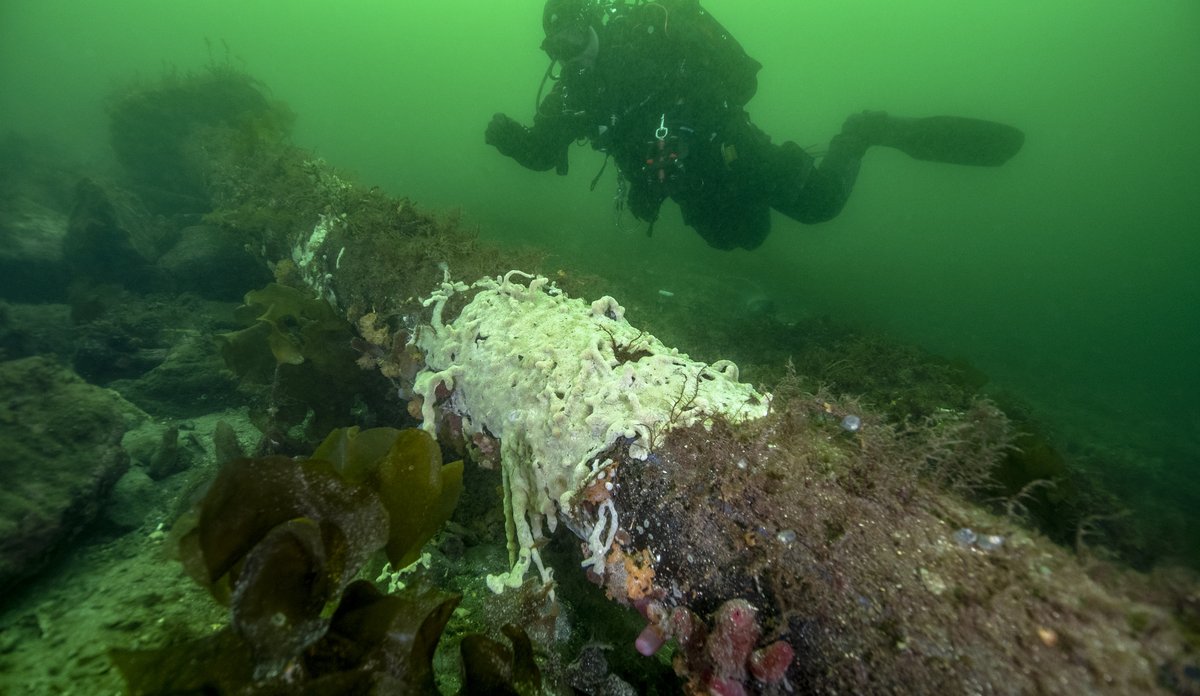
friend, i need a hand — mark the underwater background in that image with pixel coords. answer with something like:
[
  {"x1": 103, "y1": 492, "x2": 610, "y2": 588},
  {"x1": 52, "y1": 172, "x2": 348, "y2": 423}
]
[
  {"x1": 0, "y1": 0, "x2": 1195, "y2": 568},
  {"x1": 4, "y1": 0, "x2": 1196, "y2": 555},
  {"x1": 2, "y1": 1, "x2": 1200, "y2": 693}
]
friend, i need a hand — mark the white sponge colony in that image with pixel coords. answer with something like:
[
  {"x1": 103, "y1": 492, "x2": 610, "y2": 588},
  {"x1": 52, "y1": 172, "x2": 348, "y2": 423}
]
[{"x1": 413, "y1": 271, "x2": 770, "y2": 593}]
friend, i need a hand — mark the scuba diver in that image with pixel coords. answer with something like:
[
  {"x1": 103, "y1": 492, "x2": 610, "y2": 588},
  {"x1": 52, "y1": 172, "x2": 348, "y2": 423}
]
[{"x1": 485, "y1": 0, "x2": 1025, "y2": 251}]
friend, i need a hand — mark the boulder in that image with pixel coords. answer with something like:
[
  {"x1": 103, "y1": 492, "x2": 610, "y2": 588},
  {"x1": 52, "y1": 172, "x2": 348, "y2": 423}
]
[
  {"x1": 62, "y1": 178, "x2": 161, "y2": 292},
  {"x1": 0, "y1": 196, "x2": 70, "y2": 302},
  {"x1": 157, "y1": 224, "x2": 270, "y2": 300},
  {"x1": 0, "y1": 356, "x2": 143, "y2": 598}
]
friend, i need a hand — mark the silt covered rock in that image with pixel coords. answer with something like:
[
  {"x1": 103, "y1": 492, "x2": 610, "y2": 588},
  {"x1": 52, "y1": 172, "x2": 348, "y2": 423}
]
[{"x1": 0, "y1": 356, "x2": 142, "y2": 597}]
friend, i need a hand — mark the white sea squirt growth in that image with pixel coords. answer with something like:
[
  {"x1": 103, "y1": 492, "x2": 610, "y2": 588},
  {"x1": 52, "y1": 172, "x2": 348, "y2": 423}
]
[{"x1": 412, "y1": 270, "x2": 771, "y2": 594}]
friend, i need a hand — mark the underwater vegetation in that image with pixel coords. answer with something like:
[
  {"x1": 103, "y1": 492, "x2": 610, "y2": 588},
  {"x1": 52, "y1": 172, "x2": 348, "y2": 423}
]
[
  {"x1": 216, "y1": 282, "x2": 394, "y2": 450},
  {"x1": 638, "y1": 295, "x2": 1173, "y2": 569},
  {"x1": 0, "y1": 61, "x2": 1189, "y2": 695},
  {"x1": 589, "y1": 386, "x2": 1200, "y2": 694},
  {"x1": 164, "y1": 66, "x2": 1200, "y2": 693},
  {"x1": 110, "y1": 426, "x2": 464, "y2": 693},
  {"x1": 106, "y1": 64, "x2": 292, "y2": 216}
]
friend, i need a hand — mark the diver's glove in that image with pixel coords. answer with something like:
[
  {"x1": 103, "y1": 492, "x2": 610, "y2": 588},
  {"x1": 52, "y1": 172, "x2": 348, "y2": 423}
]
[{"x1": 485, "y1": 113, "x2": 527, "y2": 158}]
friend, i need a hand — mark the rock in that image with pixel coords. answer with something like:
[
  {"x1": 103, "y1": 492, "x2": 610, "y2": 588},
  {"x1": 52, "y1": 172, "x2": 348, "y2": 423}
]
[
  {"x1": 121, "y1": 419, "x2": 201, "y2": 480},
  {"x1": 62, "y1": 178, "x2": 161, "y2": 292},
  {"x1": 0, "y1": 134, "x2": 81, "y2": 304},
  {"x1": 121, "y1": 420, "x2": 173, "y2": 468},
  {"x1": 105, "y1": 468, "x2": 157, "y2": 530},
  {"x1": 0, "y1": 301, "x2": 73, "y2": 361},
  {"x1": 0, "y1": 196, "x2": 70, "y2": 302},
  {"x1": 157, "y1": 224, "x2": 271, "y2": 300},
  {"x1": 0, "y1": 356, "x2": 144, "y2": 597},
  {"x1": 146, "y1": 425, "x2": 186, "y2": 480},
  {"x1": 109, "y1": 329, "x2": 240, "y2": 417},
  {"x1": 70, "y1": 313, "x2": 167, "y2": 383},
  {"x1": 67, "y1": 287, "x2": 229, "y2": 387}
]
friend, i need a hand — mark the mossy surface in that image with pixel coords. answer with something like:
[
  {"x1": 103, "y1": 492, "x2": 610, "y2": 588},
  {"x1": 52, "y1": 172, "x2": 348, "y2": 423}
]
[
  {"x1": 597, "y1": 390, "x2": 1196, "y2": 693},
  {"x1": 107, "y1": 65, "x2": 292, "y2": 216},
  {"x1": 0, "y1": 357, "x2": 140, "y2": 595}
]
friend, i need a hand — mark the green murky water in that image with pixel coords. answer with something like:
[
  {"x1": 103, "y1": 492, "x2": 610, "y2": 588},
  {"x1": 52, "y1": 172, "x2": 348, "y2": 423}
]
[{"x1": 3, "y1": 1, "x2": 1197, "y2": 551}]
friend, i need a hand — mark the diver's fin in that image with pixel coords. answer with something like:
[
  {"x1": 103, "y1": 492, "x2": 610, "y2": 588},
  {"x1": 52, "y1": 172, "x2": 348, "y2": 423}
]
[{"x1": 885, "y1": 115, "x2": 1025, "y2": 167}]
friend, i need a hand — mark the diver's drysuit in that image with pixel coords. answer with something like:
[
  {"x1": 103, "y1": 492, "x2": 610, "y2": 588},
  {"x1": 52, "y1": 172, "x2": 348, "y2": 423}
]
[{"x1": 487, "y1": 0, "x2": 1023, "y2": 250}]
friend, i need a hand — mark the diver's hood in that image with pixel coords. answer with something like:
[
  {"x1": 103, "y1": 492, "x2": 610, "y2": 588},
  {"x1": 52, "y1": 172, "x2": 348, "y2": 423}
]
[
  {"x1": 541, "y1": 0, "x2": 600, "y2": 63},
  {"x1": 542, "y1": 23, "x2": 598, "y2": 65}
]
